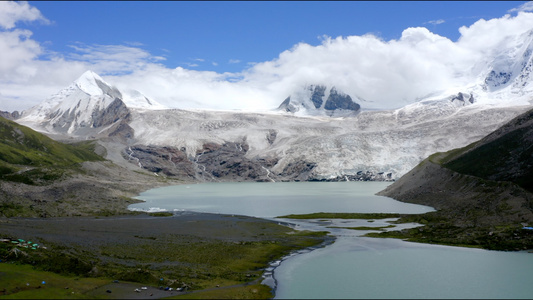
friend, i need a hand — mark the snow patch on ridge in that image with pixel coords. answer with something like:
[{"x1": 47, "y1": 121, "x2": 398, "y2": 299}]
[
  {"x1": 121, "y1": 88, "x2": 167, "y2": 110},
  {"x1": 74, "y1": 70, "x2": 111, "y2": 96}
]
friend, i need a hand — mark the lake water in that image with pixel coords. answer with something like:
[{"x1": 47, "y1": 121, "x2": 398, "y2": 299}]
[
  {"x1": 131, "y1": 182, "x2": 433, "y2": 217},
  {"x1": 131, "y1": 182, "x2": 533, "y2": 299}
]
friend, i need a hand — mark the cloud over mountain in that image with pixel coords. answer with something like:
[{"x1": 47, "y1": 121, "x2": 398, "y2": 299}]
[{"x1": 1, "y1": 2, "x2": 533, "y2": 113}]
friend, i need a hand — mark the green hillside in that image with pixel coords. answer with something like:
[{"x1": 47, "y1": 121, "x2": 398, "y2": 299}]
[
  {"x1": 377, "y1": 107, "x2": 533, "y2": 250},
  {"x1": 0, "y1": 117, "x2": 104, "y2": 185},
  {"x1": 441, "y1": 108, "x2": 533, "y2": 192}
]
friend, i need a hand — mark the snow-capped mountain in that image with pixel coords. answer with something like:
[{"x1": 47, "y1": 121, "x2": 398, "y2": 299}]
[
  {"x1": 18, "y1": 70, "x2": 165, "y2": 138},
  {"x1": 484, "y1": 29, "x2": 533, "y2": 93},
  {"x1": 15, "y1": 69, "x2": 533, "y2": 181},
  {"x1": 13, "y1": 26, "x2": 533, "y2": 182},
  {"x1": 278, "y1": 85, "x2": 362, "y2": 117}
]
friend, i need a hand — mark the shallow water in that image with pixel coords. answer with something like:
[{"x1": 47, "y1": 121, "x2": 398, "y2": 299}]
[{"x1": 132, "y1": 182, "x2": 533, "y2": 299}]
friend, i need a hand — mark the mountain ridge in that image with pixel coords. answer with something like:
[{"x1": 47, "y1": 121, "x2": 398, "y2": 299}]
[
  {"x1": 11, "y1": 29, "x2": 533, "y2": 183},
  {"x1": 376, "y1": 107, "x2": 533, "y2": 250},
  {"x1": 14, "y1": 70, "x2": 533, "y2": 181}
]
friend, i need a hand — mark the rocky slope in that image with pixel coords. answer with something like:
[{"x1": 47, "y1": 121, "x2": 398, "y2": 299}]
[
  {"x1": 124, "y1": 102, "x2": 528, "y2": 182},
  {"x1": 13, "y1": 67, "x2": 533, "y2": 184},
  {"x1": 377, "y1": 107, "x2": 533, "y2": 250},
  {"x1": 0, "y1": 116, "x2": 174, "y2": 217}
]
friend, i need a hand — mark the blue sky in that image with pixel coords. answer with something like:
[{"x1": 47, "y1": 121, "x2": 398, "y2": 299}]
[
  {"x1": 27, "y1": 1, "x2": 527, "y2": 73},
  {"x1": 2, "y1": 1, "x2": 533, "y2": 112}
]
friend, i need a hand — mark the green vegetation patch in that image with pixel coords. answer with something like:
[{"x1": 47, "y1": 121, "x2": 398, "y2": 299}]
[
  {"x1": 147, "y1": 212, "x2": 174, "y2": 217},
  {"x1": 0, "y1": 117, "x2": 104, "y2": 185},
  {"x1": 0, "y1": 263, "x2": 109, "y2": 299},
  {"x1": 97, "y1": 229, "x2": 328, "y2": 290},
  {"x1": 0, "y1": 215, "x2": 329, "y2": 299},
  {"x1": 363, "y1": 211, "x2": 533, "y2": 251},
  {"x1": 442, "y1": 127, "x2": 533, "y2": 192}
]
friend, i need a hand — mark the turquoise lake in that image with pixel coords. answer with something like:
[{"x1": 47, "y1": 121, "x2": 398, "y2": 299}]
[{"x1": 131, "y1": 182, "x2": 533, "y2": 299}]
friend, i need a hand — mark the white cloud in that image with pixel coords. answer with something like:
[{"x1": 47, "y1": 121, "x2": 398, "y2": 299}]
[
  {"x1": 0, "y1": 29, "x2": 41, "y2": 79},
  {"x1": 427, "y1": 19, "x2": 445, "y2": 25},
  {"x1": 0, "y1": 1, "x2": 49, "y2": 30},
  {"x1": 121, "y1": 11, "x2": 533, "y2": 111},
  {"x1": 67, "y1": 43, "x2": 166, "y2": 75},
  {"x1": 238, "y1": 28, "x2": 472, "y2": 109},
  {"x1": 229, "y1": 59, "x2": 241, "y2": 64},
  {"x1": 457, "y1": 12, "x2": 533, "y2": 56},
  {"x1": 508, "y1": 1, "x2": 533, "y2": 13},
  {"x1": 108, "y1": 66, "x2": 273, "y2": 111},
  {"x1": 2, "y1": 2, "x2": 533, "y2": 113}
]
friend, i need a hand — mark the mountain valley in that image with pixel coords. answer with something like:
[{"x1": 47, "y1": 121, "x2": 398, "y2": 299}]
[
  {"x1": 10, "y1": 71, "x2": 532, "y2": 184},
  {"x1": 3, "y1": 25, "x2": 533, "y2": 250}
]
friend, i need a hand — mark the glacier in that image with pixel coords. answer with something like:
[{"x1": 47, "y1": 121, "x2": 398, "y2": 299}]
[{"x1": 14, "y1": 28, "x2": 533, "y2": 181}]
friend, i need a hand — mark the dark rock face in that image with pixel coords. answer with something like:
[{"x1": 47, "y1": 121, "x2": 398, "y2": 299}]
[
  {"x1": 485, "y1": 70, "x2": 512, "y2": 88},
  {"x1": 381, "y1": 107, "x2": 533, "y2": 205},
  {"x1": 195, "y1": 141, "x2": 275, "y2": 181},
  {"x1": 279, "y1": 160, "x2": 317, "y2": 182},
  {"x1": 310, "y1": 85, "x2": 326, "y2": 108},
  {"x1": 266, "y1": 129, "x2": 277, "y2": 145},
  {"x1": 312, "y1": 171, "x2": 393, "y2": 182},
  {"x1": 107, "y1": 121, "x2": 134, "y2": 142},
  {"x1": 324, "y1": 87, "x2": 361, "y2": 112},
  {"x1": 92, "y1": 98, "x2": 131, "y2": 128},
  {"x1": 278, "y1": 85, "x2": 361, "y2": 117},
  {"x1": 49, "y1": 98, "x2": 131, "y2": 134},
  {"x1": 123, "y1": 140, "x2": 320, "y2": 182},
  {"x1": 0, "y1": 111, "x2": 20, "y2": 120},
  {"x1": 450, "y1": 92, "x2": 474, "y2": 106},
  {"x1": 123, "y1": 145, "x2": 196, "y2": 179}
]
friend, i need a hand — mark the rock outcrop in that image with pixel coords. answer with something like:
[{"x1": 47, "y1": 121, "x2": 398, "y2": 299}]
[
  {"x1": 0, "y1": 110, "x2": 20, "y2": 120},
  {"x1": 278, "y1": 85, "x2": 361, "y2": 117},
  {"x1": 450, "y1": 92, "x2": 474, "y2": 106},
  {"x1": 123, "y1": 145, "x2": 196, "y2": 179},
  {"x1": 122, "y1": 141, "x2": 320, "y2": 183}
]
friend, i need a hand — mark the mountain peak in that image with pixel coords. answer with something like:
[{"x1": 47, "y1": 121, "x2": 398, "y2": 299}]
[
  {"x1": 278, "y1": 84, "x2": 361, "y2": 117},
  {"x1": 77, "y1": 70, "x2": 104, "y2": 81},
  {"x1": 74, "y1": 70, "x2": 120, "y2": 98}
]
